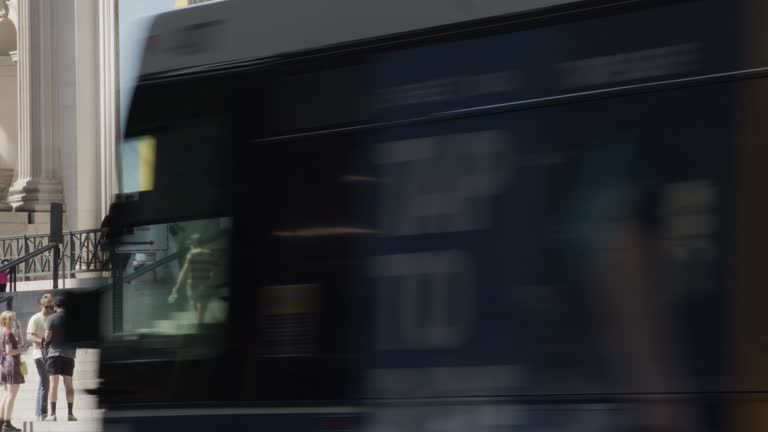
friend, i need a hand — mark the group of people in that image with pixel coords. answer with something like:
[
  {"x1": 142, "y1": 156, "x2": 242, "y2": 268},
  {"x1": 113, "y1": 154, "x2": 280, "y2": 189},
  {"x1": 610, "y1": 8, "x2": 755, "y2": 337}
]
[{"x1": 0, "y1": 294, "x2": 76, "y2": 431}]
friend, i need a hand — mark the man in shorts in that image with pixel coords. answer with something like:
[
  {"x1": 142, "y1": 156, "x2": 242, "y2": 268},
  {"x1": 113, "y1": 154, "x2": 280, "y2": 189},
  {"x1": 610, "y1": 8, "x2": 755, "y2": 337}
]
[{"x1": 44, "y1": 297, "x2": 76, "y2": 421}]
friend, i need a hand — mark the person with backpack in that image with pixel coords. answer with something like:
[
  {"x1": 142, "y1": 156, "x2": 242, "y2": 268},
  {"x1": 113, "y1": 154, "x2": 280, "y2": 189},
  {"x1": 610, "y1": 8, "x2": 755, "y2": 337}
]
[{"x1": 45, "y1": 297, "x2": 77, "y2": 422}]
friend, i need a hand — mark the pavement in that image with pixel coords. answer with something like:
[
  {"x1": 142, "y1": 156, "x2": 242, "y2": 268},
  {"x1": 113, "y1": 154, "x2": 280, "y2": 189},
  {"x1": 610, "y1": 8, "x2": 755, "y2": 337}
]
[{"x1": 11, "y1": 349, "x2": 102, "y2": 432}]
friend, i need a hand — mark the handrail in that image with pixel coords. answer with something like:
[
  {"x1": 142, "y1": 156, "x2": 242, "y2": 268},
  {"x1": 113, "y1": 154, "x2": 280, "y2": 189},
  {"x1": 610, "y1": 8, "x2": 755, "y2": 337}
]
[
  {"x1": 122, "y1": 248, "x2": 187, "y2": 284},
  {"x1": 0, "y1": 229, "x2": 110, "y2": 281},
  {"x1": 0, "y1": 294, "x2": 13, "y2": 311},
  {"x1": 0, "y1": 228, "x2": 100, "y2": 242},
  {"x1": 0, "y1": 244, "x2": 57, "y2": 274},
  {"x1": 0, "y1": 244, "x2": 59, "y2": 292}
]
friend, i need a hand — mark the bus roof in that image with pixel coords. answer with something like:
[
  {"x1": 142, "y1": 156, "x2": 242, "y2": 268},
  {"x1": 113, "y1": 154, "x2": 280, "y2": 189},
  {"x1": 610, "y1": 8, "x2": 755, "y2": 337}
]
[{"x1": 139, "y1": 0, "x2": 587, "y2": 77}]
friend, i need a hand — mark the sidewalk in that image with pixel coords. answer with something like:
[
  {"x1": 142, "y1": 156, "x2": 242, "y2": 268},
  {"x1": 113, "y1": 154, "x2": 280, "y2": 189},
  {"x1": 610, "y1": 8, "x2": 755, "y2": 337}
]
[{"x1": 12, "y1": 349, "x2": 102, "y2": 432}]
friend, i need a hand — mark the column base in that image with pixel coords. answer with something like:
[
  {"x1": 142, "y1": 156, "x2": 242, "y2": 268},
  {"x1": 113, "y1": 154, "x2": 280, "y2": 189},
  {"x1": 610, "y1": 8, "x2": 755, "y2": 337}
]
[{"x1": 8, "y1": 177, "x2": 64, "y2": 212}]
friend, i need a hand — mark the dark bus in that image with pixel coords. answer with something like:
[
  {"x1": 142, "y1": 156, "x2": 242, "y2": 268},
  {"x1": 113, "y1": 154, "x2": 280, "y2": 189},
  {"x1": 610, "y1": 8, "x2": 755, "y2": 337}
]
[{"x1": 89, "y1": 0, "x2": 768, "y2": 430}]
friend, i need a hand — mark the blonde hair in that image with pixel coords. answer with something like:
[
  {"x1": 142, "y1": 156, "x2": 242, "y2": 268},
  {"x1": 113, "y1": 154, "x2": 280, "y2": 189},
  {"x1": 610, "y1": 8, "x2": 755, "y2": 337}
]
[
  {"x1": 0, "y1": 311, "x2": 15, "y2": 332},
  {"x1": 40, "y1": 293, "x2": 52, "y2": 305}
]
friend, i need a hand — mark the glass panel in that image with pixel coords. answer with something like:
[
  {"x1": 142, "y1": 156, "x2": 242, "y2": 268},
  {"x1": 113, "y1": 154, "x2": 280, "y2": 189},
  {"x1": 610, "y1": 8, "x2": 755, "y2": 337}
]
[
  {"x1": 117, "y1": 217, "x2": 231, "y2": 346},
  {"x1": 120, "y1": 135, "x2": 157, "y2": 193}
]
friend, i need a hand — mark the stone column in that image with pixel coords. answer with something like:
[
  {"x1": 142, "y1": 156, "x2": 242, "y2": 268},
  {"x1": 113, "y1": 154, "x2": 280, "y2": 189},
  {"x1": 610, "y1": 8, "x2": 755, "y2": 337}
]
[
  {"x1": 0, "y1": 1, "x2": 17, "y2": 211},
  {"x1": 98, "y1": 0, "x2": 119, "y2": 222},
  {"x1": 61, "y1": 0, "x2": 119, "y2": 230},
  {"x1": 0, "y1": 55, "x2": 16, "y2": 211},
  {"x1": 7, "y1": 0, "x2": 64, "y2": 212}
]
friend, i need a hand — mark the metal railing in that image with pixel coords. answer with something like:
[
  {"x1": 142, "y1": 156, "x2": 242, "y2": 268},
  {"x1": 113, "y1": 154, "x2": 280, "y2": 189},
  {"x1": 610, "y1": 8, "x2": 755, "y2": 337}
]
[
  {"x1": 0, "y1": 293, "x2": 13, "y2": 311},
  {"x1": 0, "y1": 244, "x2": 59, "y2": 291},
  {"x1": 0, "y1": 229, "x2": 110, "y2": 282}
]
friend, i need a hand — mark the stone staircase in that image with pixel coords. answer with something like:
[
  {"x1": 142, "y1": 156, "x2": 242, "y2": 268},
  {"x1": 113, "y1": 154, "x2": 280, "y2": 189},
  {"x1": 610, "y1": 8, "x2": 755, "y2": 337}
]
[{"x1": 146, "y1": 298, "x2": 227, "y2": 335}]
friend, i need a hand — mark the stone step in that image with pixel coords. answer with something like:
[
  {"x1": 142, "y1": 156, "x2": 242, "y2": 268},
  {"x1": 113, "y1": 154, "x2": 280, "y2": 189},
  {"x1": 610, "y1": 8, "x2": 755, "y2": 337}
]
[{"x1": 16, "y1": 418, "x2": 103, "y2": 432}]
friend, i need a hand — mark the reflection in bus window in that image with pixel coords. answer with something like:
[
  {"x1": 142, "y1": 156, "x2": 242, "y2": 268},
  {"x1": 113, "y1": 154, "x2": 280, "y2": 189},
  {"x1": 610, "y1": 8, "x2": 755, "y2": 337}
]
[
  {"x1": 120, "y1": 135, "x2": 157, "y2": 193},
  {"x1": 119, "y1": 217, "x2": 230, "y2": 341}
]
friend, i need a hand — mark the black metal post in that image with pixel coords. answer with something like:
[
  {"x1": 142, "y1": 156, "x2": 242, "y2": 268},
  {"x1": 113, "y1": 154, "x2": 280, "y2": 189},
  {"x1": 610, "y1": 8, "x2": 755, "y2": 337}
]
[
  {"x1": 69, "y1": 231, "x2": 75, "y2": 278},
  {"x1": 52, "y1": 244, "x2": 60, "y2": 289},
  {"x1": 112, "y1": 251, "x2": 123, "y2": 333},
  {"x1": 22, "y1": 234, "x2": 27, "y2": 280}
]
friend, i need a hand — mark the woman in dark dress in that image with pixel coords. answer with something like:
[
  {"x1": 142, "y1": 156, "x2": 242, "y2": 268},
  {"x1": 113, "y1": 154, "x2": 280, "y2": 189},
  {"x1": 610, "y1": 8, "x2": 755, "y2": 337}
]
[{"x1": 0, "y1": 311, "x2": 27, "y2": 432}]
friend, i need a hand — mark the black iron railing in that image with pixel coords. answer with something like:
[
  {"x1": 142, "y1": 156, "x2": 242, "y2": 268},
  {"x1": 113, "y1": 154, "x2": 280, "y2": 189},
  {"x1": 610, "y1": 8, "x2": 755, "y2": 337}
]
[
  {"x1": 0, "y1": 244, "x2": 59, "y2": 291},
  {"x1": 0, "y1": 229, "x2": 110, "y2": 282},
  {"x1": 0, "y1": 293, "x2": 13, "y2": 311}
]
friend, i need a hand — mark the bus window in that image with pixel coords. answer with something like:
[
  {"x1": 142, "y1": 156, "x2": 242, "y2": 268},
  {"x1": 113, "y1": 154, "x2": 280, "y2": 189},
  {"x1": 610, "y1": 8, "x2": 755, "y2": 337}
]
[
  {"x1": 116, "y1": 217, "x2": 231, "y2": 350},
  {"x1": 121, "y1": 135, "x2": 157, "y2": 193}
]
